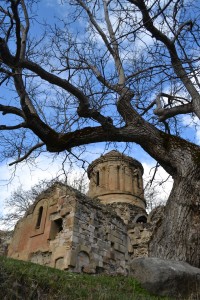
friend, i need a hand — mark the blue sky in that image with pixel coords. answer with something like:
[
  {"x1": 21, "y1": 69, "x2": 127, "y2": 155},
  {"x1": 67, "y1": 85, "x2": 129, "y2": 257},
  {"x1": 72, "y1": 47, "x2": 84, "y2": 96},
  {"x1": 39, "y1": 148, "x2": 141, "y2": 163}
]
[{"x1": 1, "y1": 0, "x2": 200, "y2": 219}]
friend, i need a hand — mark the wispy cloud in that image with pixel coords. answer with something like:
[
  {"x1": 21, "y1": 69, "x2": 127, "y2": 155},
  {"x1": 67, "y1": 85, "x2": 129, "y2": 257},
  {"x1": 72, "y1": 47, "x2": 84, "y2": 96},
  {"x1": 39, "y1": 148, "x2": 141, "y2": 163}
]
[
  {"x1": 182, "y1": 115, "x2": 200, "y2": 144},
  {"x1": 142, "y1": 161, "x2": 173, "y2": 208},
  {"x1": 0, "y1": 154, "x2": 82, "y2": 213},
  {"x1": 0, "y1": 142, "x2": 173, "y2": 226}
]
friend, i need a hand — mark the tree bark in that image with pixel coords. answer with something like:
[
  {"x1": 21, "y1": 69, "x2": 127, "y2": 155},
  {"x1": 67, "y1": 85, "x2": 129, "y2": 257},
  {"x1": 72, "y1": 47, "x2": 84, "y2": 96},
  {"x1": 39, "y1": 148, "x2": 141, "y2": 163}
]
[{"x1": 149, "y1": 169, "x2": 200, "y2": 267}]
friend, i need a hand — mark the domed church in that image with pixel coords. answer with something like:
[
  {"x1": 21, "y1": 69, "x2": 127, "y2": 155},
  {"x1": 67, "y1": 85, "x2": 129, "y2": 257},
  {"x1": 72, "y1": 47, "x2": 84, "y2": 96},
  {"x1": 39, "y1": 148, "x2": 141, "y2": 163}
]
[{"x1": 7, "y1": 151, "x2": 152, "y2": 275}]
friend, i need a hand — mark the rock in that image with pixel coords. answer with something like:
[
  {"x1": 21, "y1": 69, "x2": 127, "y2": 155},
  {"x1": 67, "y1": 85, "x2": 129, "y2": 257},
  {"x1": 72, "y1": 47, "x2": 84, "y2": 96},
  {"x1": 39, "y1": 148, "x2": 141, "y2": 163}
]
[{"x1": 130, "y1": 257, "x2": 200, "y2": 299}]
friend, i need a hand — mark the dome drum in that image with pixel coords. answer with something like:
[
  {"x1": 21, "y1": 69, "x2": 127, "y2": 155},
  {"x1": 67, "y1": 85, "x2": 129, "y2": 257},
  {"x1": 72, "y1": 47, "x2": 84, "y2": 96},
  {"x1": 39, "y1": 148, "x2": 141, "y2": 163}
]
[{"x1": 87, "y1": 151, "x2": 146, "y2": 209}]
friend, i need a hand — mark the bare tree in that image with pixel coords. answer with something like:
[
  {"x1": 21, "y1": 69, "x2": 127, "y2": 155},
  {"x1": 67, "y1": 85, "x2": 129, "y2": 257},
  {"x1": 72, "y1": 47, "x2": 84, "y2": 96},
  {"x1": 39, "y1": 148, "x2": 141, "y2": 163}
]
[
  {"x1": 1, "y1": 174, "x2": 88, "y2": 229},
  {"x1": 1, "y1": 0, "x2": 200, "y2": 266},
  {"x1": 1, "y1": 179, "x2": 58, "y2": 228}
]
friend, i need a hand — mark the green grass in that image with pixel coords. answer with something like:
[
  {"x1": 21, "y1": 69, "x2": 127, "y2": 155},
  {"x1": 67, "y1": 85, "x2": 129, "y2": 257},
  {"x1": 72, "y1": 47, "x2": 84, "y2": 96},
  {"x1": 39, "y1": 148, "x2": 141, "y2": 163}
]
[{"x1": 0, "y1": 256, "x2": 170, "y2": 300}]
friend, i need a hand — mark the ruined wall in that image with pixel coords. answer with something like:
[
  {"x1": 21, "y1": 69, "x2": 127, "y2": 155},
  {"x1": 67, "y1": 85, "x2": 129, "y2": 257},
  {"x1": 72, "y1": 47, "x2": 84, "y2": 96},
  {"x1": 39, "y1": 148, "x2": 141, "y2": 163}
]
[
  {"x1": 68, "y1": 194, "x2": 129, "y2": 275},
  {"x1": 107, "y1": 202, "x2": 147, "y2": 225},
  {"x1": 128, "y1": 223, "x2": 152, "y2": 258},
  {"x1": 7, "y1": 183, "x2": 130, "y2": 274},
  {"x1": 127, "y1": 206, "x2": 165, "y2": 259},
  {"x1": 30, "y1": 188, "x2": 77, "y2": 269},
  {"x1": 7, "y1": 182, "x2": 157, "y2": 275},
  {"x1": 7, "y1": 184, "x2": 76, "y2": 265},
  {"x1": 30, "y1": 191, "x2": 129, "y2": 275}
]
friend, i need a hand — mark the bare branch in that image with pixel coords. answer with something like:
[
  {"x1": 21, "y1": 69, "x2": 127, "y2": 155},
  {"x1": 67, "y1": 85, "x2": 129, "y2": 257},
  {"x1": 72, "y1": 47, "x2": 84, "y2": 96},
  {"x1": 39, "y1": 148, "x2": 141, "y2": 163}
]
[
  {"x1": 0, "y1": 122, "x2": 27, "y2": 130},
  {"x1": 127, "y1": 0, "x2": 200, "y2": 118},
  {"x1": 103, "y1": 0, "x2": 125, "y2": 84},
  {"x1": 128, "y1": 0, "x2": 173, "y2": 47},
  {"x1": 76, "y1": 0, "x2": 114, "y2": 56},
  {"x1": 19, "y1": 60, "x2": 114, "y2": 127},
  {"x1": 154, "y1": 103, "x2": 193, "y2": 122},
  {"x1": 10, "y1": 0, "x2": 22, "y2": 61},
  {"x1": 140, "y1": 100, "x2": 156, "y2": 116},
  {"x1": 172, "y1": 21, "x2": 193, "y2": 43},
  {"x1": 9, "y1": 142, "x2": 45, "y2": 166},
  {"x1": 0, "y1": 104, "x2": 25, "y2": 118},
  {"x1": 20, "y1": 0, "x2": 30, "y2": 59},
  {"x1": 154, "y1": 93, "x2": 193, "y2": 121},
  {"x1": 86, "y1": 62, "x2": 123, "y2": 93},
  {"x1": 0, "y1": 74, "x2": 10, "y2": 85}
]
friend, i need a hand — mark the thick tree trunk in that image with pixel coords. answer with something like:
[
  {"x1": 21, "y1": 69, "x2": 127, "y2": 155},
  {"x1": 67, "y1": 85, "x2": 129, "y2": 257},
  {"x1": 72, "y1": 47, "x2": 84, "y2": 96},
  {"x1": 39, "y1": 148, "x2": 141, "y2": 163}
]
[{"x1": 149, "y1": 172, "x2": 200, "y2": 267}]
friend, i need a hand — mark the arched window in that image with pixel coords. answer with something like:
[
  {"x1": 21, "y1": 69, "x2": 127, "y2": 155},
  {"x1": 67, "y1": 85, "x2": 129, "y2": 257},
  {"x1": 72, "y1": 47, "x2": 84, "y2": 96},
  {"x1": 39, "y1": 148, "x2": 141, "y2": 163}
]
[
  {"x1": 137, "y1": 174, "x2": 140, "y2": 188},
  {"x1": 117, "y1": 165, "x2": 120, "y2": 189},
  {"x1": 136, "y1": 216, "x2": 147, "y2": 224},
  {"x1": 96, "y1": 171, "x2": 100, "y2": 186},
  {"x1": 36, "y1": 206, "x2": 43, "y2": 228},
  {"x1": 49, "y1": 218, "x2": 63, "y2": 240},
  {"x1": 77, "y1": 251, "x2": 90, "y2": 273}
]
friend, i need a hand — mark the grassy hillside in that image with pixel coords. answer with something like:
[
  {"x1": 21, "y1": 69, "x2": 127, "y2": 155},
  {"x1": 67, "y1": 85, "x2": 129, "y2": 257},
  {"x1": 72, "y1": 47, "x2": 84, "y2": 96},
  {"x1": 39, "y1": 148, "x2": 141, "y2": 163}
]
[{"x1": 0, "y1": 256, "x2": 170, "y2": 300}]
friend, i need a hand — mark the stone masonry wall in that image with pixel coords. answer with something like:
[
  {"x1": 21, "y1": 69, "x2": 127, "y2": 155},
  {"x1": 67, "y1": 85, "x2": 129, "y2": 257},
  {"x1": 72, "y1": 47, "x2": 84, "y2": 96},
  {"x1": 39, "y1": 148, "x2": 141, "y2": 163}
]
[
  {"x1": 7, "y1": 183, "x2": 157, "y2": 275},
  {"x1": 29, "y1": 190, "x2": 130, "y2": 274},
  {"x1": 8, "y1": 184, "x2": 130, "y2": 275},
  {"x1": 30, "y1": 189, "x2": 77, "y2": 269},
  {"x1": 107, "y1": 202, "x2": 147, "y2": 225},
  {"x1": 69, "y1": 194, "x2": 129, "y2": 275}
]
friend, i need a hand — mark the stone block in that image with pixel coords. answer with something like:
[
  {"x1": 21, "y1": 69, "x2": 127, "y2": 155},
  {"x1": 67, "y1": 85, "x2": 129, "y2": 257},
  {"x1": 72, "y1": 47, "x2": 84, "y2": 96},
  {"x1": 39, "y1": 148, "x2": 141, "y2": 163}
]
[
  {"x1": 118, "y1": 244, "x2": 126, "y2": 253},
  {"x1": 87, "y1": 224, "x2": 95, "y2": 232},
  {"x1": 60, "y1": 207, "x2": 71, "y2": 217},
  {"x1": 72, "y1": 236, "x2": 79, "y2": 243},
  {"x1": 79, "y1": 245, "x2": 91, "y2": 253},
  {"x1": 93, "y1": 253, "x2": 101, "y2": 260},
  {"x1": 70, "y1": 250, "x2": 77, "y2": 267},
  {"x1": 98, "y1": 260, "x2": 103, "y2": 267},
  {"x1": 66, "y1": 217, "x2": 74, "y2": 227}
]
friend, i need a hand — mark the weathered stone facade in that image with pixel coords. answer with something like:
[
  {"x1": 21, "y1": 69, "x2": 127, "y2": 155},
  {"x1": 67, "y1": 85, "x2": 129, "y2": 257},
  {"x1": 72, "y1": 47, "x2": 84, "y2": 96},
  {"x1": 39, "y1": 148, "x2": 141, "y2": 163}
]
[
  {"x1": 88, "y1": 150, "x2": 145, "y2": 209},
  {"x1": 7, "y1": 150, "x2": 153, "y2": 274}
]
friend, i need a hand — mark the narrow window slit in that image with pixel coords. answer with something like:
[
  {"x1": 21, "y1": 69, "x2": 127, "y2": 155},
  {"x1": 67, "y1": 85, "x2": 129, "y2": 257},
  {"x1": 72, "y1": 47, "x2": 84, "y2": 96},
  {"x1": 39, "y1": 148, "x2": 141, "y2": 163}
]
[
  {"x1": 36, "y1": 206, "x2": 43, "y2": 229},
  {"x1": 96, "y1": 171, "x2": 100, "y2": 186}
]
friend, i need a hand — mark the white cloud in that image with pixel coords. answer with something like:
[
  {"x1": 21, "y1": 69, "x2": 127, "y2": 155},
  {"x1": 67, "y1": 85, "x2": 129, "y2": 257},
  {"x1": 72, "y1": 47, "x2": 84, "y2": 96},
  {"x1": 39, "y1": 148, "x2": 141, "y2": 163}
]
[
  {"x1": 0, "y1": 143, "x2": 107, "y2": 214},
  {"x1": 182, "y1": 115, "x2": 200, "y2": 144},
  {"x1": 142, "y1": 161, "x2": 173, "y2": 209},
  {"x1": 0, "y1": 154, "x2": 82, "y2": 215},
  {"x1": 0, "y1": 143, "x2": 173, "y2": 227}
]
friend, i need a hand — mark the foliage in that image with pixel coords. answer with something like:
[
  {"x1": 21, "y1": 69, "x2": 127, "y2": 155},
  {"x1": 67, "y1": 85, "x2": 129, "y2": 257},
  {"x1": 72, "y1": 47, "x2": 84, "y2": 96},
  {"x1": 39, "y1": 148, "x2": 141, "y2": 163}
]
[{"x1": 0, "y1": 256, "x2": 171, "y2": 300}]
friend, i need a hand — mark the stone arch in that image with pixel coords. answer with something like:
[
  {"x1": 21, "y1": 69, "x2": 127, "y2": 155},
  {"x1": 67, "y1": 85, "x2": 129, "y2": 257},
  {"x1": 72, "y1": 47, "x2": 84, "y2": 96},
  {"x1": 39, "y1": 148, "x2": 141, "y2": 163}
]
[
  {"x1": 31, "y1": 199, "x2": 48, "y2": 237},
  {"x1": 134, "y1": 214, "x2": 147, "y2": 224},
  {"x1": 35, "y1": 206, "x2": 43, "y2": 228},
  {"x1": 55, "y1": 257, "x2": 64, "y2": 269},
  {"x1": 76, "y1": 251, "x2": 90, "y2": 272},
  {"x1": 96, "y1": 171, "x2": 100, "y2": 186},
  {"x1": 136, "y1": 172, "x2": 141, "y2": 189}
]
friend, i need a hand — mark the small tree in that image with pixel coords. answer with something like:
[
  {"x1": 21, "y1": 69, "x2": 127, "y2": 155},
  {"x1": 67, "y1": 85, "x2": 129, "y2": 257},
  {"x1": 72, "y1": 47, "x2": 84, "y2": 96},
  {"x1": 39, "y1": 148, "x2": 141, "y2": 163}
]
[
  {"x1": 1, "y1": 179, "x2": 57, "y2": 228},
  {"x1": 1, "y1": 175, "x2": 88, "y2": 229}
]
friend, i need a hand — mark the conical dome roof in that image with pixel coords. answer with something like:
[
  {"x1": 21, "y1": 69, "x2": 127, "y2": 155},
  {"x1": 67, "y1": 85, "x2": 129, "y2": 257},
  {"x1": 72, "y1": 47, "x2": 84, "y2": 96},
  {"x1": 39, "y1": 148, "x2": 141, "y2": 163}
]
[
  {"x1": 103, "y1": 150, "x2": 122, "y2": 157},
  {"x1": 87, "y1": 150, "x2": 143, "y2": 178},
  {"x1": 87, "y1": 149, "x2": 145, "y2": 209}
]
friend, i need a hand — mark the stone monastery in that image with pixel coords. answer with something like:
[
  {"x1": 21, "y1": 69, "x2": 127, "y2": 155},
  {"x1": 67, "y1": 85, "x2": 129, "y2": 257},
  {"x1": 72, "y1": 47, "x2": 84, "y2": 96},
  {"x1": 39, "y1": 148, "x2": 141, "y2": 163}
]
[{"x1": 8, "y1": 150, "x2": 159, "y2": 275}]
